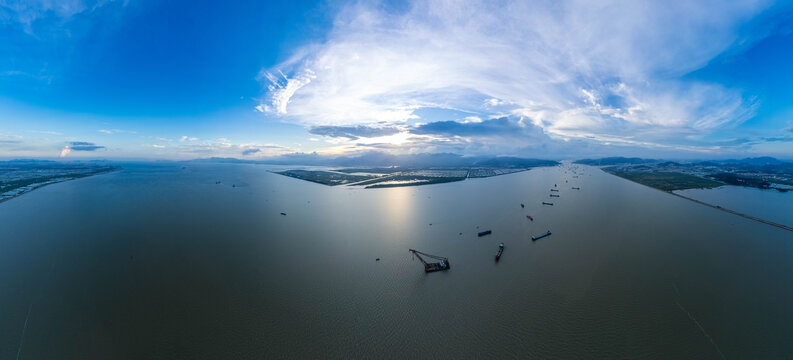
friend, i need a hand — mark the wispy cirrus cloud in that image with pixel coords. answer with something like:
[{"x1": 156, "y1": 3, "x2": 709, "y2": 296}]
[
  {"x1": 142, "y1": 138, "x2": 291, "y2": 159},
  {"x1": 258, "y1": 0, "x2": 774, "y2": 156},
  {"x1": 0, "y1": 0, "x2": 120, "y2": 34}
]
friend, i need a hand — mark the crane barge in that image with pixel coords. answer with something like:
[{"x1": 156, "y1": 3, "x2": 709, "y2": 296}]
[{"x1": 409, "y1": 249, "x2": 450, "y2": 272}]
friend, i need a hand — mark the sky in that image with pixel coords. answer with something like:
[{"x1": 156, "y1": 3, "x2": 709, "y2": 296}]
[{"x1": 1, "y1": 0, "x2": 792, "y2": 160}]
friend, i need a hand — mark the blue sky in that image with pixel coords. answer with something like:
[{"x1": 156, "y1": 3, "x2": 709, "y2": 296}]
[{"x1": 1, "y1": 0, "x2": 792, "y2": 160}]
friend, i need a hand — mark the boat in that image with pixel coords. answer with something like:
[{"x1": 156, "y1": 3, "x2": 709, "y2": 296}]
[
  {"x1": 542, "y1": 202, "x2": 553, "y2": 206},
  {"x1": 531, "y1": 231, "x2": 552, "y2": 241},
  {"x1": 550, "y1": 194, "x2": 560, "y2": 197},
  {"x1": 526, "y1": 215, "x2": 533, "y2": 221},
  {"x1": 495, "y1": 243, "x2": 504, "y2": 262},
  {"x1": 478, "y1": 230, "x2": 492, "y2": 237},
  {"x1": 521, "y1": 203, "x2": 525, "y2": 208},
  {"x1": 409, "y1": 249, "x2": 450, "y2": 272}
]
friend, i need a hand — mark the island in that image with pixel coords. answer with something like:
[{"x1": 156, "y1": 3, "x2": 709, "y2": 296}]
[{"x1": 275, "y1": 157, "x2": 559, "y2": 188}]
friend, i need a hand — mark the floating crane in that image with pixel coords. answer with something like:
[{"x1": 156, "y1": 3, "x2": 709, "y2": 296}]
[{"x1": 409, "y1": 249, "x2": 450, "y2": 272}]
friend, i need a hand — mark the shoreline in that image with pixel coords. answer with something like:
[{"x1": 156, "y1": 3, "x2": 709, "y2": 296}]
[
  {"x1": 668, "y1": 191, "x2": 793, "y2": 233},
  {"x1": 598, "y1": 167, "x2": 793, "y2": 232},
  {"x1": 0, "y1": 168, "x2": 119, "y2": 205}
]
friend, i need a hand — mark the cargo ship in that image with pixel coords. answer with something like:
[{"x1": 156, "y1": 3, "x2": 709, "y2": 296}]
[
  {"x1": 542, "y1": 202, "x2": 553, "y2": 206},
  {"x1": 478, "y1": 230, "x2": 492, "y2": 237},
  {"x1": 531, "y1": 231, "x2": 552, "y2": 241}
]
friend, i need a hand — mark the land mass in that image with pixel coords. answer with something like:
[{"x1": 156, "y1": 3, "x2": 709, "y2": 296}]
[
  {"x1": 0, "y1": 160, "x2": 119, "y2": 203},
  {"x1": 576, "y1": 157, "x2": 793, "y2": 232},
  {"x1": 274, "y1": 157, "x2": 559, "y2": 188},
  {"x1": 576, "y1": 157, "x2": 793, "y2": 192}
]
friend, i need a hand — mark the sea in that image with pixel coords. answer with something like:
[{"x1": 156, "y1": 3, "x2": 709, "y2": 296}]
[{"x1": 1, "y1": 162, "x2": 791, "y2": 359}]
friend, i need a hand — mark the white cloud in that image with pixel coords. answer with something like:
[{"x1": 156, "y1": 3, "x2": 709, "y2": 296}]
[
  {"x1": 3, "y1": 0, "x2": 120, "y2": 35},
  {"x1": 257, "y1": 0, "x2": 771, "y2": 154}
]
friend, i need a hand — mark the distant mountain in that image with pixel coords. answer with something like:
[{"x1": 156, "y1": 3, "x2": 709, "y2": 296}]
[
  {"x1": 574, "y1": 157, "x2": 654, "y2": 165},
  {"x1": 188, "y1": 152, "x2": 560, "y2": 168},
  {"x1": 721, "y1": 157, "x2": 784, "y2": 166}
]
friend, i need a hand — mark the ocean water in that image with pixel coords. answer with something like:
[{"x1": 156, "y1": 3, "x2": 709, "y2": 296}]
[{"x1": 1, "y1": 163, "x2": 791, "y2": 359}]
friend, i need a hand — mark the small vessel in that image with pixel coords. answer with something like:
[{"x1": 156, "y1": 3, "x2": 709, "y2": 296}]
[
  {"x1": 550, "y1": 194, "x2": 560, "y2": 197},
  {"x1": 280, "y1": 212, "x2": 287, "y2": 216},
  {"x1": 495, "y1": 243, "x2": 504, "y2": 262},
  {"x1": 520, "y1": 203, "x2": 525, "y2": 208},
  {"x1": 409, "y1": 249, "x2": 450, "y2": 272},
  {"x1": 542, "y1": 202, "x2": 553, "y2": 206},
  {"x1": 572, "y1": 187, "x2": 580, "y2": 190},
  {"x1": 550, "y1": 189, "x2": 559, "y2": 192},
  {"x1": 531, "y1": 231, "x2": 552, "y2": 241},
  {"x1": 478, "y1": 230, "x2": 492, "y2": 237},
  {"x1": 526, "y1": 215, "x2": 534, "y2": 221}
]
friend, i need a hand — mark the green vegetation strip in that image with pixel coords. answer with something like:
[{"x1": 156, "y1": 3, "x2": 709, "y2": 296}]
[{"x1": 606, "y1": 170, "x2": 723, "y2": 191}]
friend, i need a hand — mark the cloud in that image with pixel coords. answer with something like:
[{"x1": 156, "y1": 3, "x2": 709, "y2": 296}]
[
  {"x1": 60, "y1": 141, "x2": 106, "y2": 156},
  {"x1": 2, "y1": 0, "x2": 119, "y2": 34},
  {"x1": 257, "y1": 0, "x2": 773, "y2": 155},
  {"x1": 180, "y1": 136, "x2": 198, "y2": 142},
  {"x1": 411, "y1": 117, "x2": 541, "y2": 138},
  {"x1": 308, "y1": 125, "x2": 401, "y2": 140},
  {"x1": 68, "y1": 141, "x2": 105, "y2": 151},
  {"x1": 169, "y1": 138, "x2": 290, "y2": 158},
  {"x1": 98, "y1": 129, "x2": 135, "y2": 134}
]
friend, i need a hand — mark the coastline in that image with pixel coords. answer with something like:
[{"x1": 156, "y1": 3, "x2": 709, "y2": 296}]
[
  {"x1": 669, "y1": 191, "x2": 793, "y2": 233},
  {"x1": 0, "y1": 168, "x2": 119, "y2": 205},
  {"x1": 602, "y1": 169, "x2": 793, "y2": 233}
]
